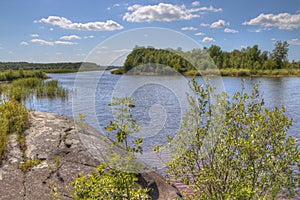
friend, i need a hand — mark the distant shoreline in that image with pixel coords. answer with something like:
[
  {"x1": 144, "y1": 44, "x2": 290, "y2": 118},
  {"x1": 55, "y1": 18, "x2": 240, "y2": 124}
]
[{"x1": 110, "y1": 67, "x2": 300, "y2": 78}]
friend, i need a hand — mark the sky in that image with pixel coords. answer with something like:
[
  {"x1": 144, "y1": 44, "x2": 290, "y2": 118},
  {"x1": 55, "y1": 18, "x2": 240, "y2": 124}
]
[{"x1": 0, "y1": 0, "x2": 300, "y2": 64}]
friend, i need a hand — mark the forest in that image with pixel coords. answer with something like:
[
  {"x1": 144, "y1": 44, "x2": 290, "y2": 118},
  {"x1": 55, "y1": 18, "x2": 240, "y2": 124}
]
[
  {"x1": 0, "y1": 62, "x2": 109, "y2": 72},
  {"x1": 117, "y1": 41, "x2": 300, "y2": 76}
]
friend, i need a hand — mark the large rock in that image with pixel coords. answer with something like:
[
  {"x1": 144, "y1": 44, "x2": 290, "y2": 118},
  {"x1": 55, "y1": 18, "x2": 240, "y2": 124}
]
[{"x1": 0, "y1": 111, "x2": 181, "y2": 200}]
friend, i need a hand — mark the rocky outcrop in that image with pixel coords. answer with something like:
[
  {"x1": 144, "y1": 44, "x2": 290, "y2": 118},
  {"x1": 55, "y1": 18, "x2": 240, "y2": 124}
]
[{"x1": 0, "y1": 111, "x2": 181, "y2": 200}]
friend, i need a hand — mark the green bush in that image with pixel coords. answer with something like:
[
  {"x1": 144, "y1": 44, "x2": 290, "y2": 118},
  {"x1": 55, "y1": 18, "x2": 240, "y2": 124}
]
[
  {"x1": 0, "y1": 100, "x2": 29, "y2": 162},
  {"x1": 73, "y1": 163, "x2": 150, "y2": 200},
  {"x1": 157, "y1": 80, "x2": 300, "y2": 199}
]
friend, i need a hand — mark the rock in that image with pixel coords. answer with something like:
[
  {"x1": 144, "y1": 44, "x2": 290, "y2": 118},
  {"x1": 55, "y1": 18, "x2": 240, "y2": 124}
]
[{"x1": 0, "y1": 111, "x2": 182, "y2": 200}]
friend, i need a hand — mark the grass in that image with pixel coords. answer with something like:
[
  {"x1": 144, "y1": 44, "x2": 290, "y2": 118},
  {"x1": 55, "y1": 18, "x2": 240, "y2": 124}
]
[
  {"x1": 6, "y1": 78, "x2": 68, "y2": 102},
  {"x1": 19, "y1": 158, "x2": 42, "y2": 173},
  {"x1": 183, "y1": 68, "x2": 300, "y2": 77},
  {"x1": 0, "y1": 69, "x2": 48, "y2": 82}
]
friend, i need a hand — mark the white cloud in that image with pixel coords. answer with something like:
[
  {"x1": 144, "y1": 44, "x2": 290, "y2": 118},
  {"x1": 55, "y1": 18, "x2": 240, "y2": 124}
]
[
  {"x1": 30, "y1": 38, "x2": 76, "y2": 46},
  {"x1": 60, "y1": 35, "x2": 81, "y2": 40},
  {"x1": 201, "y1": 19, "x2": 229, "y2": 28},
  {"x1": 248, "y1": 27, "x2": 271, "y2": 33},
  {"x1": 241, "y1": 45, "x2": 247, "y2": 49},
  {"x1": 38, "y1": 16, "x2": 123, "y2": 31},
  {"x1": 194, "y1": 32, "x2": 205, "y2": 36},
  {"x1": 288, "y1": 38, "x2": 300, "y2": 45},
  {"x1": 190, "y1": 5, "x2": 222, "y2": 13},
  {"x1": 181, "y1": 26, "x2": 198, "y2": 31},
  {"x1": 123, "y1": 3, "x2": 200, "y2": 22},
  {"x1": 83, "y1": 35, "x2": 95, "y2": 39},
  {"x1": 224, "y1": 28, "x2": 238, "y2": 33},
  {"x1": 210, "y1": 19, "x2": 229, "y2": 28},
  {"x1": 31, "y1": 39, "x2": 54, "y2": 46},
  {"x1": 113, "y1": 49, "x2": 131, "y2": 53},
  {"x1": 31, "y1": 34, "x2": 39, "y2": 37},
  {"x1": 200, "y1": 23, "x2": 210, "y2": 27},
  {"x1": 54, "y1": 41, "x2": 76, "y2": 45},
  {"x1": 50, "y1": 28, "x2": 54, "y2": 31},
  {"x1": 202, "y1": 37, "x2": 215, "y2": 42},
  {"x1": 191, "y1": 1, "x2": 200, "y2": 6},
  {"x1": 243, "y1": 13, "x2": 300, "y2": 30},
  {"x1": 271, "y1": 38, "x2": 276, "y2": 41},
  {"x1": 20, "y1": 41, "x2": 29, "y2": 46}
]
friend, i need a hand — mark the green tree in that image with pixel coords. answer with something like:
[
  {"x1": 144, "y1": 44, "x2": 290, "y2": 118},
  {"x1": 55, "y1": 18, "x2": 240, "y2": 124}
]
[
  {"x1": 158, "y1": 80, "x2": 300, "y2": 199},
  {"x1": 73, "y1": 97, "x2": 150, "y2": 199},
  {"x1": 271, "y1": 41, "x2": 289, "y2": 69}
]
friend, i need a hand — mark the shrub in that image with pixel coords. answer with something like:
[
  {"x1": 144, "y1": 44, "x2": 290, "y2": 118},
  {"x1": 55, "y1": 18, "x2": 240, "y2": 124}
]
[
  {"x1": 73, "y1": 163, "x2": 150, "y2": 200},
  {"x1": 158, "y1": 80, "x2": 300, "y2": 199},
  {"x1": 0, "y1": 100, "x2": 29, "y2": 162}
]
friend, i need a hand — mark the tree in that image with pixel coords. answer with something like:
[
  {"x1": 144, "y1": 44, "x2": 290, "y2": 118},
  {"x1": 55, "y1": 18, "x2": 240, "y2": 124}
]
[
  {"x1": 157, "y1": 80, "x2": 300, "y2": 199},
  {"x1": 271, "y1": 41, "x2": 289, "y2": 69},
  {"x1": 73, "y1": 97, "x2": 150, "y2": 199}
]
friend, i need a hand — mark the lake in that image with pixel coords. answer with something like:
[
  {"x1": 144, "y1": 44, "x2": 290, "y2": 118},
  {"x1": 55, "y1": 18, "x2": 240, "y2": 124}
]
[{"x1": 26, "y1": 71, "x2": 300, "y2": 168}]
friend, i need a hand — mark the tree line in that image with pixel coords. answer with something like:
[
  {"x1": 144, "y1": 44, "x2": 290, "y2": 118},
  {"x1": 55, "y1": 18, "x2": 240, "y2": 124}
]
[
  {"x1": 121, "y1": 41, "x2": 300, "y2": 74},
  {"x1": 0, "y1": 62, "x2": 105, "y2": 71}
]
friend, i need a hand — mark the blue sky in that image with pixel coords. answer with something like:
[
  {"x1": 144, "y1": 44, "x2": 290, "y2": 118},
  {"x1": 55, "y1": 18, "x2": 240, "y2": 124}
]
[{"x1": 0, "y1": 0, "x2": 300, "y2": 63}]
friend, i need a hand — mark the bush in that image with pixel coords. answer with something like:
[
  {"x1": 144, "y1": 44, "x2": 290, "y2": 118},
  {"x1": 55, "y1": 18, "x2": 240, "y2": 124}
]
[
  {"x1": 0, "y1": 100, "x2": 29, "y2": 162},
  {"x1": 73, "y1": 163, "x2": 150, "y2": 200},
  {"x1": 159, "y1": 80, "x2": 300, "y2": 199}
]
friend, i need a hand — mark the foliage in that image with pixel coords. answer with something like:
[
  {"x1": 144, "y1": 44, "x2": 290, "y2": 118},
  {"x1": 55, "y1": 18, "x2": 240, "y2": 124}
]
[
  {"x1": 6, "y1": 78, "x2": 67, "y2": 102},
  {"x1": 0, "y1": 100, "x2": 29, "y2": 163},
  {"x1": 19, "y1": 158, "x2": 42, "y2": 173},
  {"x1": 73, "y1": 163, "x2": 150, "y2": 200},
  {"x1": 158, "y1": 80, "x2": 300, "y2": 199},
  {"x1": 105, "y1": 97, "x2": 143, "y2": 153},
  {"x1": 120, "y1": 42, "x2": 299, "y2": 76},
  {"x1": 0, "y1": 69, "x2": 48, "y2": 81},
  {"x1": 271, "y1": 41, "x2": 289, "y2": 69},
  {"x1": 73, "y1": 97, "x2": 150, "y2": 199}
]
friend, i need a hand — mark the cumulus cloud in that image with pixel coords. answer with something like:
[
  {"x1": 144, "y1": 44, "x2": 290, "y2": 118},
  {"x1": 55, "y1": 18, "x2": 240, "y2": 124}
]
[
  {"x1": 20, "y1": 41, "x2": 29, "y2": 46},
  {"x1": 54, "y1": 41, "x2": 76, "y2": 45},
  {"x1": 37, "y1": 16, "x2": 124, "y2": 31},
  {"x1": 191, "y1": 1, "x2": 200, "y2": 6},
  {"x1": 60, "y1": 35, "x2": 81, "y2": 40},
  {"x1": 201, "y1": 19, "x2": 229, "y2": 28},
  {"x1": 243, "y1": 13, "x2": 300, "y2": 30},
  {"x1": 194, "y1": 32, "x2": 205, "y2": 36},
  {"x1": 181, "y1": 26, "x2": 198, "y2": 31},
  {"x1": 224, "y1": 28, "x2": 238, "y2": 33},
  {"x1": 288, "y1": 38, "x2": 300, "y2": 45},
  {"x1": 30, "y1": 38, "x2": 76, "y2": 46},
  {"x1": 190, "y1": 5, "x2": 222, "y2": 13},
  {"x1": 210, "y1": 19, "x2": 229, "y2": 28},
  {"x1": 31, "y1": 34, "x2": 39, "y2": 37},
  {"x1": 123, "y1": 3, "x2": 200, "y2": 22},
  {"x1": 123, "y1": 3, "x2": 222, "y2": 22},
  {"x1": 31, "y1": 39, "x2": 54, "y2": 46},
  {"x1": 202, "y1": 37, "x2": 215, "y2": 42}
]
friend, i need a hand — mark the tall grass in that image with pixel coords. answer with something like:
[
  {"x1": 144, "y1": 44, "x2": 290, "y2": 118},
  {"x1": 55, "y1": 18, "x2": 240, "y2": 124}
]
[
  {"x1": 0, "y1": 69, "x2": 48, "y2": 82},
  {"x1": 6, "y1": 78, "x2": 68, "y2": 101}
]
